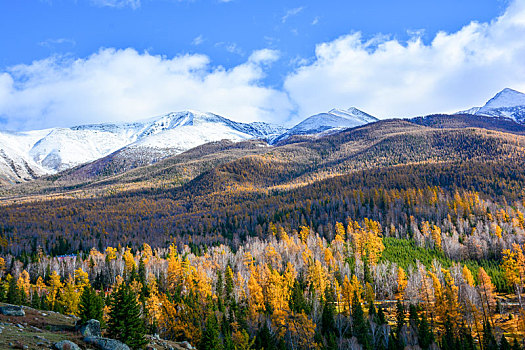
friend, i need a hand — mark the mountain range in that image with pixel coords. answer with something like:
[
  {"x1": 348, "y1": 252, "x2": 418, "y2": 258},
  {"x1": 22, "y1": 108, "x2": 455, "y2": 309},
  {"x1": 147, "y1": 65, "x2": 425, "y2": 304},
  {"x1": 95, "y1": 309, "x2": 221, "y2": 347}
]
[{"x1": 1, "y1": 87, "x2": 525, "y2": 186}]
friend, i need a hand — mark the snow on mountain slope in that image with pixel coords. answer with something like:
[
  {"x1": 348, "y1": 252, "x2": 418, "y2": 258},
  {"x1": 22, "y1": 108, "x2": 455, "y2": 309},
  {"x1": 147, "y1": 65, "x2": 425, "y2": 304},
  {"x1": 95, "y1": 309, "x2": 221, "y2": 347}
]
[
  {"x1": 272, "y1": 107, "x2": 378, "y2": 144},
  {"x1": 472, "y1": 88, "x2": 525, "y2": 123},
  {"x1": 0, "y1": 110, "x2": 288, "y2": 183},
  {"x1": 29, "y1": 125, "x2": 146, "y2": 172},
  {"x1": 457, "y1": 107, "x2": 481, "y2": 115},
  {"x1": 0, "y1": 130, "x2": 53, "y2": 184}
]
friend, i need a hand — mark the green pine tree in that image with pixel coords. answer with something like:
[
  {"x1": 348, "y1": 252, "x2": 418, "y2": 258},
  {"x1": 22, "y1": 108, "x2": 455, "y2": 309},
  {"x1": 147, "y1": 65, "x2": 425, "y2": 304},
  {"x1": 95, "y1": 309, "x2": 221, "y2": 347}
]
[
  {"x1": 512, "y1": 338, "x2": 521, "y2": 350},
  {"x1": 322, "y1": 286, "x2": 336, "y2": 335},
  {"x1": 352, "y1": 291, "x2": 371, "y2": 350},
  {"x1": 418, "y1": 313, "x2": 434, "y2": 350},
  {"x1": 107, "y1": 284, "x2": 148, "y2": 350},
  {"x1": 376, "y1": 306, "x2": 387, "y2": 326},
  {"x1": 483, "y1": 321, "x2": 498, "y2": 350},
  {"x1": 441, "y1": 317, "x2": 456, "y2": 350},
  {"x1": 501, "y1": 335, "x2": 511, "y2": 350},
  {"x1": 78, "y1": 286, "x2": 104, "y2": 324},
  {"x1": 7, "y1": 276, "x2": 21, "y2": 305},
  {"x1": 200, "y1": 314, "x2": 223, "y2": 350}
]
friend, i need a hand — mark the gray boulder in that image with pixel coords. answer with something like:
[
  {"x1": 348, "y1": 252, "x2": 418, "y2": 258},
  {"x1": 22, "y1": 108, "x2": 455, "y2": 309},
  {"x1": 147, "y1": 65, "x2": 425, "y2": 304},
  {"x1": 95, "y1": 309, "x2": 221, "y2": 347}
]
[
  {"x1": 0, "y1": 305, "x2": 25, "y2": 316},
  {"x1": 79, "y1": 319, "x2": 101, "y2": 337},
  {"x1": 54, "y1": 340, "x2": 81, "y2": 350},
  {"x1": 180, "y1": 341, "x2": 194, "y2": 349},
  {"x1": 84, "y1": 336, "x2": 131, "y2": 350}
]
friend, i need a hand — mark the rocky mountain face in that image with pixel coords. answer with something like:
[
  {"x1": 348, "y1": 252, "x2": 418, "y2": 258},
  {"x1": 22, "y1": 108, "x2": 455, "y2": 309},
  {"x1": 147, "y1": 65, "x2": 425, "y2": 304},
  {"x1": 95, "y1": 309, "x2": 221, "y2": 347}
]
[{"x1": 459, "y1": 88, "x2": 525, "y2": 123}]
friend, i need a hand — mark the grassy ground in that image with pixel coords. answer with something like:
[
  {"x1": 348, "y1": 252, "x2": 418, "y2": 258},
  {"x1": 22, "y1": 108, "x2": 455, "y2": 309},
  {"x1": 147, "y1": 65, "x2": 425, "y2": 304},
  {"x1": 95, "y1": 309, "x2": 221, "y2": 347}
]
[{"x1": 0, "y1": 302, "x2": 189, "y2": 350}]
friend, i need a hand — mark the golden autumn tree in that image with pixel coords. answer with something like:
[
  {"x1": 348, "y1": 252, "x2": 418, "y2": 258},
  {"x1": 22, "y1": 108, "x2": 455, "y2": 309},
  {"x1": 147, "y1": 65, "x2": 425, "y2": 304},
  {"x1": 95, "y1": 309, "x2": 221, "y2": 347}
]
[
  {"x1": 431, "y1": 225, "x2": 442, "y2": 251},
  {"x1": 17, "y1": 270, "x2": 30, "y2": 302},
  {"x1": 419, "y1": 270, "x2": 435, "y2": 322},
  {"x1": 348, "y1": 219, "x2": 384, "y2": 265},
  {"x1": 502, "y1": 244, "x2": 525, "y2": 308},
  {"x1": 59, "y1": 274, "x2": 81, "y2": 315},
  {"x1": 341, "y1": 275, "x2": 354, "y2": 316},
  {"x1": 247, "y1": 269, "x2": 265, "y2": 325},
  {"x1": 158, "y1": 294, "x2": 202, "y2": 344},
  {"x1": 0, "y1": 257, "x2": 5, "y2": 277},
  {"x1": 397, "y1": 266, "x2": 408, "y2": 299},
  {"x1": 477, "y1": 267, "x2": 496, "y2": 325},
  {"x1": 123, "y1": 247, "x2": 136, "y2": 274},
  {"x1": 273, "y1": 310, "x2": 319, "y2": 350},
  {"x1": 74, "y1": 268, "x2": 90, "y2": 290},
  {"x1": 462, "y1": 265, "x2": 475, "y2": 287},
  {"x1": 306, "y1": 259, "x2": 329, "y2": 298},
  {"x1": 46, "y1": 270, "x2": 63, "y2": 311}
]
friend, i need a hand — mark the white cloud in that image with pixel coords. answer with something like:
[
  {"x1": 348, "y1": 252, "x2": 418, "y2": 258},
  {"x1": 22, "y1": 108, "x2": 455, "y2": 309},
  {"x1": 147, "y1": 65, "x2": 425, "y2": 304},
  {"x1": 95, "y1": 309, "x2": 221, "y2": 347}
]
[
  {"x1": 192, "y1": 35, "x2": 204, "y2": 46},
  {"x1": 284, "y1": 0, "x2": 525, "y2": 120},
  {"x1": 282, "y1": 7, "x2": 304, "y2": 24},
  {"x1": 90, "y1": 0, "x2": 141, "y2": 9},
  {"x1": 248, "y1": 49, "x2": 280, "y2": 64},
  {"x1": 0, "y1": 48, "x2": 293, "y2": 130},
  {"x1": 39, "y1": 38, "x2": 76, "y2": 48}
]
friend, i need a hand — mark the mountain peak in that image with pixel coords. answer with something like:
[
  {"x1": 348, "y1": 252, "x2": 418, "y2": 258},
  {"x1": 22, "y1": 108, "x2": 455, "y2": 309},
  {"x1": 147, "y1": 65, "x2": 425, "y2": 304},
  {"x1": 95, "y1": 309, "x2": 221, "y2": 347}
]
[
  {"x1": 481, "y1": 88, "x2": 525, "y2": 110},
  {"x1": 271, "y1": 107, "x2": 377, "y2": 144},
  {"x1": 328, "y1": 107, "x2": 378, "y2": 123}
]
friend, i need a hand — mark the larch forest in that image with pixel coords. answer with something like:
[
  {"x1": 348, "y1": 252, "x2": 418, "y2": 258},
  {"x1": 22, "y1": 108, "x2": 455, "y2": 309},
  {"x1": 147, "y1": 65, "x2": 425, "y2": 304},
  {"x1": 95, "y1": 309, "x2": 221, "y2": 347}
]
[{"x1": 4, "y1": 114, "x2": 525, "y2": 350}]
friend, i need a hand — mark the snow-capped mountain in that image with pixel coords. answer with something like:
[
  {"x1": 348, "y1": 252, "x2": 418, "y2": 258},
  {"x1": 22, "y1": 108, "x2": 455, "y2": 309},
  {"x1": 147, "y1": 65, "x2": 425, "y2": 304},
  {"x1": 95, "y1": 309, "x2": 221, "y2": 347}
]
[
  {"x1": 272, "y1": 107, "x2": 378, "y2": 144},
  {"x1": 0, "y1": 111, "x2": 286, "y2": 184},
  {"x1": 459, "y1": 88, "x2": 525, "y2": 123}
]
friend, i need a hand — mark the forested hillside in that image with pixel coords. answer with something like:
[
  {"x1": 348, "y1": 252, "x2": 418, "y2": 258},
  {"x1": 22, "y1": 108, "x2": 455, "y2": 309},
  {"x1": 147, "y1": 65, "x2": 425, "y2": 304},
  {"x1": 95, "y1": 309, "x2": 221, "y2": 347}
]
[{"x1": 2, "y1": 115, "x2": 525, "y2": 349}]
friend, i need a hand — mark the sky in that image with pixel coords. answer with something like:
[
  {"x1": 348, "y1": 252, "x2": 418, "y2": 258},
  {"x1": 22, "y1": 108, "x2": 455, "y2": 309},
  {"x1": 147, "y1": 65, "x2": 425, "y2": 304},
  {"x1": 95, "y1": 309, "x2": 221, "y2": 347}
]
[{"x1": 1, "y1": 0, "x2": 525, "y2": 130}]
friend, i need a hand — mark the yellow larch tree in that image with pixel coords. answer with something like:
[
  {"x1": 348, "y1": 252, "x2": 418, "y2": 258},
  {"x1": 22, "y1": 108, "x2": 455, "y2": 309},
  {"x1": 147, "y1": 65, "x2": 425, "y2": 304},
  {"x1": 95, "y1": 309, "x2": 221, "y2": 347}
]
[
  {"x1": 123, "y1": 247, "x2": 136, "y2": 274},
  {"x1": 0, "y1": 257, "x2": 5, "y2": 277},
  {"x1": 397, "y1": 266, "x2": 408, "y2": 299},
  {"x1": 341, "y1": 275, "x2": 354, "y2": 316},
  {"x1": 431, "y1": 225, "x2": 442, "y2": 251},
  {"x1": 17, "y1": 270, "x2": 31, "y2": 302},
  {"x1": 477, "y1": 267, "x2": 496, "y2": 325},
  {"x1": 59, "y1": 274, "x2": 81, "y2": 315},
  {"x1": 502, "y1": 244, "x2": 525, "y2": 308},
  {"x1": 462, "y1": 265, "x2": 475, "y2": 287},
  {"x1": 46, "y1": 270, "x2": 63, "y2": 311},
  {"x1": 348, "y1": 219, "x2": 384, "y2": 265},
  {"x1": 74, "y1": 267, "x2": 90, "y2": 290},
  {"x1": 105, "y1": 246, "x2": 117, "y2": 261},
  {"x1": 247, "y1": 270, "x2": 265, "y2": 325},
  {"x1": 306, "y1": 259, "x2": 328, "y2": 298}
]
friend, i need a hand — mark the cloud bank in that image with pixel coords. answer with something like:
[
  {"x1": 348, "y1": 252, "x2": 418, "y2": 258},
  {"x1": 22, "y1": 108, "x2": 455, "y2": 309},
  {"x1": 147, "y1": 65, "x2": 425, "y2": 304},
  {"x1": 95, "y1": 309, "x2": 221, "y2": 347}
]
[
  {"x1": 284, "y1": 0, "x2": 525, "y2": 119},
  {"x1": 0, "y1": 49, "x2": 292, "y2": 130},
  {"x1": 2, "y1": 0, "x2": 525, "y2": 130}
]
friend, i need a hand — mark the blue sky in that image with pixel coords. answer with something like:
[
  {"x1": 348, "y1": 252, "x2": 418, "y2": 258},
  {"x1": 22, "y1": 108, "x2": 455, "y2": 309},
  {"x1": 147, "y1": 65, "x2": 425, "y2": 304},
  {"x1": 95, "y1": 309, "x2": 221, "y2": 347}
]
[{"x1": 1, "y1": 0, "x2": 525, "y2": 130}]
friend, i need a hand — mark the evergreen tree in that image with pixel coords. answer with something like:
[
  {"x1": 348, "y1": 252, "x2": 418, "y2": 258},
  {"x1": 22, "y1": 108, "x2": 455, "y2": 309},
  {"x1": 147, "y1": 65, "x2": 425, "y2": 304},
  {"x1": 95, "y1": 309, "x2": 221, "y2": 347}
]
[
  {"x1": 501, "y1": 335, "x2": 511, "y2": 350},
  {"x1": 200, "y1": 314, "x2": 223, "y2": 350},
  {"x1": 289, "y1": 279, "x2": 309, "y2": 314},
  {"x1": 78, "y1": 285, "x2": 104, "y2": 324},
  {"x1": 482, "y1": 321, "x2": 498, "y2": 350},
  {"x1": 408, "y1": 304, "x2": 418, "y2": 330},
  {"x1": 224, "y1": 266, "x2": 234, "y2": 305},
  {"x1": 441, "y1": 317, "x2": 456, "y2": 350},
  {"x1": 255, "y1": 323, "x2": 278, "y2": 350},
  {"x1": 457, "y1": 324, "x2": 475, "y2": 350},
  {"x1": 512, "y1": 338, "x2": 521, "y2": 350},
  {"x1": 322, "y1": 286, "x2": 336, "y2": 335},
  {"x1": 377, "y1": 306, "x2": 387, "y2": 326},
  {"x1": 352, "y1": 291, "x2": 371, "y2": 350},
  {"x1": 7, "y1": 276, "x2": 21, "y2": 305},
  {"x1": 418, "y1": 313, "x2": 433, "y2": 350},
  {"x1": 107, "y1": 284, "x2": 147, "y2": 349}
]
